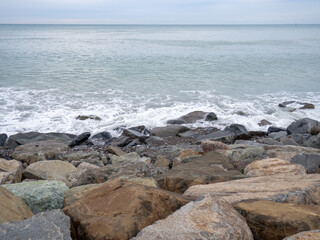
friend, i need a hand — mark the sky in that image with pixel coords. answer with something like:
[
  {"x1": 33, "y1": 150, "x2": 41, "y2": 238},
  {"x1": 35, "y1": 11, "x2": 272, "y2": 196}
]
[{"x1": 0, "y1": 0, "x2": 320, "y2": 24}]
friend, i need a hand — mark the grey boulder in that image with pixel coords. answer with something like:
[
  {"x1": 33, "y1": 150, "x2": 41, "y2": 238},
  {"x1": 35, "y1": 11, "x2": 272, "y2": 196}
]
[{"x1": 287, "y1": 118, "x2": 320, "y2": 135}]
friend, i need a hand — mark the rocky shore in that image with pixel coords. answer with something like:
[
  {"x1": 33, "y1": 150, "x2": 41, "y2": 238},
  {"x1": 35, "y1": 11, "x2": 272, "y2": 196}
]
[{"x1": 1, "y1": 110, "x2": 320, "y2": 240}]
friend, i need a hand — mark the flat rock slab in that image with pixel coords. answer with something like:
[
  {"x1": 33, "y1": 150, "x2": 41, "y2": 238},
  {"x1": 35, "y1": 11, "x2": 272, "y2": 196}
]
[
  {"x1": 0, "y1": 210, "x2": 71, "y2": 240},
  {"x1": 133, "y1": 195, "x2": 253, "y2": 240},
  {"x1": 151, "y1": 125, "x2": 190, "y2": 138},
  {"x1": 157, "y1": 151, "x2": 246, "y2": 194},
  {"x1": 0, "y1": 158, "x2": 22, "y2": 184},
  {"x1": 3, "y1": 180, "x2": 69, "y2": 214},
  {"x1": 0, "y1": 187, "x2": 33, "y2": 223},
  {"x1": 184, "y1": 174, "x2": 320, "y2": 205},
  {"x1": 284, "y1": 230, "x2": 320, "y2": 240},
  {"x1": 234, "y1": 200, "x2": 320, "y2": 240},
  {"x1": 63, "y1": 178, "x2": 192, "y2": 240},
  {"x1": 11, "y1": 140, "x2": 69, "y2": 165}
]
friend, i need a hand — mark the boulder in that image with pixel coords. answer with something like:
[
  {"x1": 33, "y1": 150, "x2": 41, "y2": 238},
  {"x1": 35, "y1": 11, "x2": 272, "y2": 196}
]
[
  {"x1": 4, "y1": 132, "x2": 76, "y2": 149},
  {"x1": 258, "y1": 119, "x2": 272, "y2": 126},
  {"x1": 283, "y1": 230, "x2": 320, "y2": 240},
  {"x1": 287, "y1": 118, "x2": 320, "y2": 135},
  {"x1": 184, "y1": 174, "x2": 320, "y2": 205},
  {"x1": 201, "y1": 140, "x2": 229, "y2": 153},
  {"x1": 23, "y1": 160, "x2": 77, "y2": 183},
  {"x1": 290, "y1": 154, "x2": 320, "y2": 173},
  {"x1": 63, "y1": 178, "x2": 191, "y2": 240},
  {"x1": 154, "y1": 156, "x2": 170, "y2": 168},
  {"x1": 11, "y1": 140, "x2": 69, "y2": 165},
  {"x1": 3, "y1": 180, "x2": 69, "y2": 214},
  {"x1": 151, "y1": 125, "x2": 190, "y2": 137},
  {"x1": 224, "y1": 124, "x2": 250, "y2": 140},
  {"x1": 90, "y1": 131, "x2": 112, "y2": 145},
  {"x1": 157, "y1": 151, "x2": 246, "y2": 194},
  {"x1": 0, "y1": 159, "x2": 22, "y2": 184},
  {"x1": 205, "y1": 112, "x2": 218, "y2": 121},
  {"x1": 279, "y1": 101, "x2": 315, "y2": 111},
  {"x1": 268, "y1": 126, "x2": 286, "y2": 134},
  {"x1": 134, "y1": 196, "x2": 253, "y2": 240},
  {"x1": 56, "y1": 150, "x2": 107, "y2": 167},
  {"x1": 69, "y1": 132, "x2": 91, "y2": 147},
  {"x1": 0, "y1": 187, "x2": 33, "y2": 223},
  {"x1": 203, "y1": 130, "x2": 236, "y2": 144},
  {"x1": 76, "y1": 115, "x2": 102, "y2": 121},
  {"x1": 167, "y1": 111, "x2": 208, "y2": 124},
  {"x1": 107, "y1": 145, "x2": 126, "y2": 156},
  {"x1": 108, "y1": 136, "x2": 132, "y2": 147},
  {"x1": 64, "y1": 184, "x2": 100, "y2": 207},
  {"x1": 234, "y1": 200, "x2": 320, "y2": 240},
  {"x1": 303, "y1": 134, "x2": 320, "y2": 149},
  {"x1": 0, "y1": 210, "x2": 71, "y2": 240},
  {"x1": 268, "y1": 131, "x2": 288, "y2": 140},
  {"x1": 122, "y1": 129, "x2": 147, "y2": 142},
  {"x1": 0, "y1": 133, "x2": 7, "y2": 146},
  {"x1": 145, "y1": 136, "x2": 164, "y2": 145},
  {"x1": 244, "y1": 158, "x2": 306, "y2": 177}
]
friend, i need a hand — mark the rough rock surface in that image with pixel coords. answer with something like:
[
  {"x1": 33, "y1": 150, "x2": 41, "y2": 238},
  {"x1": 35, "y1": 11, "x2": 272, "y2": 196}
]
[
  {"x1": 290, "y1": 154, "x2": 320, "y2": 173},
  {"x1": 0, "y1": 210, "x2": 71, "y2": 240},
  {"x1": 0, "y1": 159, "x2": 22, "y2": 184},
  {"x1": 0, "y1": 187, "x2": 33, "y2": 223},
  {"x1": 11, "y1": 140, "x2": 69, "y2": 165},
  {"x1": 287, "y1": 118, "x2": 320, "y2": 135},
  {"x1": 234, "y1": 200, "x2": 320, "y2": 240},
  {"x1": 3, "y1": 180, "x2": 69, "y2": 214},
  {"x1": 283, "y1": 230, "x2": 320, "y2": 240},
  {"x1": 0, "y1": 133, "x2": 7, "y2": 146},
  {"x1": 24, "y1": 160, "x2": 77, "y2": 183},
  {"x1": 151, "y1": 125, "x2": 190, "y2": 137},
  {"x1": 133, "y1": 195, "x2": 253, "y2": 240},
  {"x1": 184, "y1": 174, "x2": 320, "y2": 204},
  {"x1": 201, "y1": 140, "x2": 229, "y2": 153},
  {"x1": 56, "y1": 150, "x2": 107, "y2": 167},
  {"x1": 157, "y1": 151, "x2": 246, "y2": 194},
  {"x1": 63, "y1": 178, "x2": 192, "y2": 240},
  {"x1": 64, "y1": 184, "x2": 100, "y2": 207},
  {"x1": 244, "y1": 158, "x2": 306, "y2": 177}
]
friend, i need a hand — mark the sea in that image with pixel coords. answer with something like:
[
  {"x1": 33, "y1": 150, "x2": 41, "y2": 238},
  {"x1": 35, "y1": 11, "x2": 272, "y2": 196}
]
[{"x1": 0, "y1": 24, "x2": 320, "y2": 136}]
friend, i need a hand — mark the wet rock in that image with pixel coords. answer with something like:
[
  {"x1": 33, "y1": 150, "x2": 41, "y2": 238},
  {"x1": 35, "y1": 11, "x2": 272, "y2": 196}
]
[
  {"x1": 69, "y1": 132, "x2": 90, "y2": 147},
  {"x1": 244, "y1": 158, "x2": 306, "y2": 177},
  {"x1": 0, "y1": 133, "x2": 7, "y2": 147},
  {"x1": 258, "y1": 119, "x2": 272, "y2": 126},
  {"x1": 201, "y1": 140, "x2": 229, "y2": 153},
  {"x1": 0, "y1": 210, "x2": 71, "y2": 240},
  {"x1": 268, "y1": 126, "x2": 286, "y2": 134},
  {"x1": 203, "y1": 130, "x2": 236, "y2": 144},
  {"x1": 108, "y1": 136, "x2": 132, "y2": 147},
  {"x1": 279, "y1": 101, "x2": 315, "y2": 111},
  {"x1": 4, "y1": 132, "x2": 76, "y2": 149},
  {"x1": 287, "y1": 118, "x2": 320, "y2": 135},
  {"x1": 151, "y1": 125, "x2": 190, "y2": 137},
  {"x1": 11, "y1": 140, "x2": 69, "y2": 165},
  {"x1": 90, "y1": 131, "x2": 112, "y2": 145},
  {"x1": 63, "y1": 178, "x2": 191, "y2": 240},
  {"x1": 0, "y1": 159, "x2": 22, "y2": 184},
  {"x1": 3, "y1": 180, "x2": 69, "y2": 214},
  {"x1": 167, "y1": 111, "x2": 211, "y2": 124},
  {"x1": 0, "y1": 187, "x2": 33, "y2": 223},
  {"x1": 76, "y1": 115, "x2": 102, "y2": 121},
  {"x1": 122, "y1": 129, "x2": 145, "y2": 140},
  {"x1": 23, "y1": 160, "x2": 78, "y2": 183},
  {"x1": 234, "y1": 200, "x2": 320, "y2": 240},
  {"x1": 290, "y1": 154, "x2": 320, "y2": 173},
  {"x1": 283, "y1": 230, "x2": 320, "y2": 240},
  {"x1": 205, "y1": 112, "x2": 218, "y2": 121},
  {"x1": 184, "y1": 174, "x2": 320, "y2": 205},
  {"x1": 107, "y1": 145, "x2": 126, "y2": 156},
  {"x1": 157, "y1": 151, "x2": 245, "y2": 194},
  {"x1": 268, "y1": 130, "x2": 288, "y2": 140},
  {"x1": 224, "y1": 124, "x2": 250, "y2": 140},
  {"x1": 134, "y1": 196, "x2": 253, "y2": 240}
]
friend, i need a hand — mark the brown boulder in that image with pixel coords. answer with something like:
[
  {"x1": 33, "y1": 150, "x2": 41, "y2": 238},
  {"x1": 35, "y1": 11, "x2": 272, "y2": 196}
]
[
  {"x1": 234, "y1": 200, "x2": 320, "y2": 240},
  {"x1": 0, "y1": 187, "x2": 33, "y2": 223},
  {"x1": 157, "y1": 151, "x2": 246, "y2": 194},
  {"x1": 64, "y1": 184, "x2": 100, "y2": 207},
  {"x1": 0, "y1": 159, "x2": 22, "y2": 184},
  {"x1": 283, "y1": 230, "x2": 320, "y2": 240},
  {"x1": 63, "y1": 178, "x2": 191, "y2": 240},
  {"x1": 201, "y1": 140, "x2": 229, "y2": 153}
]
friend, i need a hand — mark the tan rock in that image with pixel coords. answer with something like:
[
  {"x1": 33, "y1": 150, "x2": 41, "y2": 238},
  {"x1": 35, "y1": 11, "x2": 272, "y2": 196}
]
[
  {"x1": 201, "y1": 140, "x2": 229, "y2": 153},
  {"x1": 283, "y1": 230, "x2": 320, "y2": 240},
  {"x1": 0, "y1": 159, "x2": 22, "y2": 184},
  {"x1": 11, "y1": 140, "x2": 69, "y2": 165},
  {"x1": 107, "y1": 146, "x2": 126, "y2": 156},
  {"x1": 120, "y1": 177, "x2": 159, "y2": 188},
  {"x1": 77, "y1": 162, "x2": 100, "y2": 171},
  {"x1": 64, "y1": 184, "x2": 100, "y2": 207},
  {"x1": 155, "y1": 156, "x2": 170, "y2": 168},
  {"x1": 244, "y1": 158, "x2": 306, "y2": 177},
  {"x1": 178, "y1": 149, "x2": 202, "y2": 160},
  {"x1": 234, "y1": 200, "x2": 320, "y2": 240},
  {"x1": 184, "y1": 174, "x2": 320, "y2": 205},
  {"x1": 23, "y1": 160, "x2": 77, "y2": 183},
  {"x1": 133, "y1": 195, "x2": 253, "y2": 240},
  {"x1": 0, "y1": 187, "x2": 33, "y2": 223},
  {"x1": 63, "y1": 178, "x2": 191, "y2": 240}
]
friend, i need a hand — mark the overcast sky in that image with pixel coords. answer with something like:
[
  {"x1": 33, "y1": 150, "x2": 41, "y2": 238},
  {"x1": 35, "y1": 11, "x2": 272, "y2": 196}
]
[{"x1": 0, "y1": 0, "x2": 319, "y2": 24}]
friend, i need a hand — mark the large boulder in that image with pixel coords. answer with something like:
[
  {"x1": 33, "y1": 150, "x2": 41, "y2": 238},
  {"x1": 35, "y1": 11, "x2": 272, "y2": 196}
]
[
  {"x1": 3, "y1": 180, "x2": 69, "y2": 214},
  {"x1": 224, "y1": 124, "x2": 250, "y2": 140},
  {"x1": 284, "y1": 230, "x2": 320, "y2": 240},
  {"x1": 201, "y1": 140, "x2": 229, "y2": 153},
  {"x1": 287, "y1": 118, "x2": 320, "y2": 135},
  {"x1": 167, "y1": 111, "x2": 217, "y2": 124},
  {"x1": 0, "y1": 210, "x2": 71, "y2": 240},
  {"x1": 157, "y1": 151, "x2": 246, "y2": 194},
  {"x1": 184, "y1": 174, "x2": 320, "y2": 205},
  {"x1": 23, "y1": 160, "x2": 77, "y2": 183},
  {"x1": 234, "y1": 200, "x2": 320, "y2": 240},
  {"x1": 69, "y1": 132, "x2": 91, "y2": 147},
  {"x1": 90, "y1": 131, "x2": 113, "y2": 145},
  {"x1": 134, "y1": 195, "x2": 253, "y2": 240},
  {"x1": 151, "y1": 125, "x2": 190, "y2": 137},
  {"x1": 11, "y1": 140, "x2": 69, "y2": 165},
  {"x1": 64, "y1": 184, "x2": 100, "y2": 207},
  {"x1": 0, "y1": 159, "x2": 22, "y2": 184},
  {"x1": 56, "y1": 150, "x2": 107, "y2": 167},
  {"x1": 244, "y1": 158, "x2": 306, "y2": 177},
  {"x1": 279, "y1": 101, "x2": 315, "y2": 111},
  {"x1": 0, "y1": 187, "x2": 33, "y2": 223},
  {"x1": 290, "y1": 154, "x2": 320, "y2": 173},
  {"x1": 0, "y1": 133, "x2": 7, "y2": 146},
  {"x1": 63, "y1": 178, "x2": 192, "y2": 240},
  {"x1": 4, "y1": 132, "x2": 76, "y2": 149}
]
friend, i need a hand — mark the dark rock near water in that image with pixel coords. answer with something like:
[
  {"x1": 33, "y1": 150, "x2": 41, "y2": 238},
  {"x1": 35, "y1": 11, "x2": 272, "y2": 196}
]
[
  {"x1": 91, "y1": 131, "x2": 113, "y2": 145},
  {"x1": 167, "y1": 111, "x2": 217, "y2": 125},
  {"x1": 279, "y1": 101, "x2": 315, "y2": 111},
  {"x1": 258, "y1": 119, "x2": 272, "y2": 126},
  {"x1": 249, "y1": 131, "x2": 268, "y2": 138},
  {"x1": 268, "y1": 131, "x2": 287, "y2": 140},
  {"x1": 151, "y1": 125, "x2": 190, "y2": 138},
  {"x1": 290, "y1": 154, "x2": 320, "y2": 173},
  {"x1": 76, "y1": 115, "x2": 102, "y2": 121},
  {"x1": 69, "y1": 132, "x2": 91, "y2": 147},
  {"x1": 268, "y1": 126, "x2": 286, "y2": 134},
  {"x1": 287, "y1": 118, "x2": 320, "y2": 135},
  {"x1": 145, "y1": 136, "x2": 164, "y2": 145},
  {"x1": 0, "y1": 210, "x2": 71, "y2": 240},
  {"x1": 224, "y1": 124, "x2": 250, "y2": 140},
  {"x1": 0, "y1": 134, "x2": 7, "y2": 147},
  {"x1": 205, "y1": 112, "x2": 218, "y2": 121},
  {"x1": 203, "y1": 130, "x2": 236, "y2": 144},
  {"x1": 108, "y1": 136, "x2": 132, "y2": 147}
]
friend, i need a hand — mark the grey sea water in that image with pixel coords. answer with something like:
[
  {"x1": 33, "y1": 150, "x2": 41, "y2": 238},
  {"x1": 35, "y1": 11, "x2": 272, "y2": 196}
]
[{"x1": 0, "y1": 24, "x2": 320, "y2": 135}]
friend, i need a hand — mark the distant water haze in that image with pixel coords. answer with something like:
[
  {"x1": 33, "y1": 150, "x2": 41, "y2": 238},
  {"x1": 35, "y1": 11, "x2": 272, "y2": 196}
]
[{"x1": 0, "y1": 24, "x2": 319, "y2": 135}]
